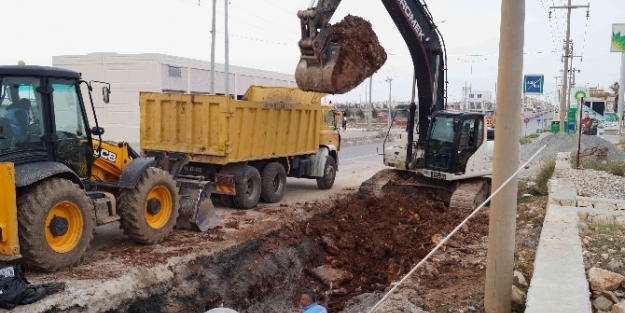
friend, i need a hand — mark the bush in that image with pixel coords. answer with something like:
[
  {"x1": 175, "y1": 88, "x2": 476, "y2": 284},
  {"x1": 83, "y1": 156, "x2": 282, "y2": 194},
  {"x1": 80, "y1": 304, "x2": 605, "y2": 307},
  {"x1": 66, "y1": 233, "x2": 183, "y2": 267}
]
[
  {"x1": 575, "y1": 156, "x2": 625, "y2": 177},
  {"x1": 533, "y1": 159, "x2": 556, "y2": 195}
]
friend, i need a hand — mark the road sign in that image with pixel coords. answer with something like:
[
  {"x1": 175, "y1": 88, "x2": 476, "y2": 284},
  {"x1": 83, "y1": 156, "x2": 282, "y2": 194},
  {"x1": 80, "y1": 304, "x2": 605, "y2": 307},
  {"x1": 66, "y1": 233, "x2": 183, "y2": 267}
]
[
  {"x1": 574, "y1": 90, "x2": 587, "y2": 100},
  {"x1": 537, "y1": 118, "x2": 541, "y2": 125},
  {"x1": 523, "y1": 117, "x2": 530, "y2": 124},
  {"x1": 523, "y1": 75, "x2": 544, "y2": 95}
]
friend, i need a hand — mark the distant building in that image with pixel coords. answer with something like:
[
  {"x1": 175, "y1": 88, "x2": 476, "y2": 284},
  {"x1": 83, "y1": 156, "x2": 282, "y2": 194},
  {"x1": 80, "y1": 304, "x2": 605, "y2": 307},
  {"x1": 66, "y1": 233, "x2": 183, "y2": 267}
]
[
  {"x1": 53, "y1": 52, "x2": 296, "y2": 144},
  {"x1": 461, "y1": 87, "x2": 494, "y2": 111}
]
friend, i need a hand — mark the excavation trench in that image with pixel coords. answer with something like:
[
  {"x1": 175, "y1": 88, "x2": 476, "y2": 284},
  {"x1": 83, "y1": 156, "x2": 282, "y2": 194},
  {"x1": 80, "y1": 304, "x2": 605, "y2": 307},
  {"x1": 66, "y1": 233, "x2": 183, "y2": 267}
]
[{"x1": 23, "y1": 190, "x2": 490, "y2": 313}]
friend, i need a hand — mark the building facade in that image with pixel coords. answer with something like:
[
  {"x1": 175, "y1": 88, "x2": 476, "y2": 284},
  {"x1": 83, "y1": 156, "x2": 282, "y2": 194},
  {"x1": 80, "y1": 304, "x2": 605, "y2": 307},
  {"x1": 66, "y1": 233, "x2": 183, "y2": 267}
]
[{"x1": 52, "y1": 52, "x2": 296, "y2": 144}]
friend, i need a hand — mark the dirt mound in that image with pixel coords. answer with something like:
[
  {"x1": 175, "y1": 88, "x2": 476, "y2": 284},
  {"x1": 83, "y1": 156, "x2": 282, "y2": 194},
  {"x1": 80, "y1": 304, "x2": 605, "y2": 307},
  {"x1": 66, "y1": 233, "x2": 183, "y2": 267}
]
[
  {"x1": 297, "y1": 192, "x2": 490, "y2": 311},
  {"x1": 329, "y1": 15, "x2": 387, "y2": 94}
]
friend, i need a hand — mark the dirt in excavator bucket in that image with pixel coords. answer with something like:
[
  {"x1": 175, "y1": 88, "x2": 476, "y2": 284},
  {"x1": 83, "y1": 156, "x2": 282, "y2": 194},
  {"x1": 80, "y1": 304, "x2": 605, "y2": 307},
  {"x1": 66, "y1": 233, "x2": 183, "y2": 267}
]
[{"x1": 296, "y1": 15, "x2": 387, "y2": 94}]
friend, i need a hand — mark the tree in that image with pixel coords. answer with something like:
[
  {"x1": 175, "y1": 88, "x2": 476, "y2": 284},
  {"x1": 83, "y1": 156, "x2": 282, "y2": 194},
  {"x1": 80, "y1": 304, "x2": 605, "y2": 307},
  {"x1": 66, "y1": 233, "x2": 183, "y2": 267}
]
[{"x1": 610, "y1": 81, "x2": 619, "y2": 114}]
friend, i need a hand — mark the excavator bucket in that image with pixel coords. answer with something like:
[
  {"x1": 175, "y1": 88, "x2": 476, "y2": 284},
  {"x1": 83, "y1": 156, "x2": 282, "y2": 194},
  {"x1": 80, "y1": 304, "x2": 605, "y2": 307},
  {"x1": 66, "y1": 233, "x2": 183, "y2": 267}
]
[{"x1": 296, "y1": 13, "x2": 387, "y2": 94}]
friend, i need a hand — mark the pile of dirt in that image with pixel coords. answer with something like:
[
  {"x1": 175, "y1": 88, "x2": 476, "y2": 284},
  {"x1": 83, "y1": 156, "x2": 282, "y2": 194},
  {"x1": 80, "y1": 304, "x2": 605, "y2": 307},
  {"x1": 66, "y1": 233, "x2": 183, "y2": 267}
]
[
  {"x1": 329, "y1": 15, "x2": 387, "y2": 94},
  {"x1": 295, "y1": 192, "x2": 490, "y2": 311},
  {"x1": 297, "y1": 15, "x2": 387, "y2": 95}
]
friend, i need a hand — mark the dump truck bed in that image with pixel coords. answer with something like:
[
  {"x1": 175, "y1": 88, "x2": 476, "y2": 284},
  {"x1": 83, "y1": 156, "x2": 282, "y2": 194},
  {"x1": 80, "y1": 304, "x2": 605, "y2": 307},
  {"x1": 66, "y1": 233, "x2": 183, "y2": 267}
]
[{"x1": 140, "y1": 86, "x2": 327, "y2": 165}]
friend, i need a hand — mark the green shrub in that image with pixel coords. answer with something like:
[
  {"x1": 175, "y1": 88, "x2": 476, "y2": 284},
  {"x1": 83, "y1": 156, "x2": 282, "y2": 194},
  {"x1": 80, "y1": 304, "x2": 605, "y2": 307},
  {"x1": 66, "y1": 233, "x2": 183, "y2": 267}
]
[{"x1": 533, "y1": 159, "x2": 556, "y2": 196}]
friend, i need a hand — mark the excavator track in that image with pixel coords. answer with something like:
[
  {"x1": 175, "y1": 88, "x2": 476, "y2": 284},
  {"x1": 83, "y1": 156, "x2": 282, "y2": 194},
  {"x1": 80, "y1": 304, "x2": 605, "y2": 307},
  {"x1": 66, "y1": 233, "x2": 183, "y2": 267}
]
[
  {"x1": 359, "y1": 169, "x2": 491, "y2": 211},
  {"x1": 448, "y1": 178, "x2": 491, "y2": 211}
]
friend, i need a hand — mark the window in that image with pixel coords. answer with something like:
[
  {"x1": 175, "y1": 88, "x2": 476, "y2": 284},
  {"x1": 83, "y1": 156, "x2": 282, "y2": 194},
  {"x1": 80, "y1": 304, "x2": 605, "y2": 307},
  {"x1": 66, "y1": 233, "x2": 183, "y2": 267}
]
[
  {"x1": 168, "y1": 65, "x2": 182, "y2": 78},
  {"x1": 477, "y1": 94, "x2": 482, "y2": 99},
  {"x1": 0, "y1": 76, "x2": 46, "y2": 152},
  {"x1": 469, "y1": 94, "x2": 474, "y2": 98}
]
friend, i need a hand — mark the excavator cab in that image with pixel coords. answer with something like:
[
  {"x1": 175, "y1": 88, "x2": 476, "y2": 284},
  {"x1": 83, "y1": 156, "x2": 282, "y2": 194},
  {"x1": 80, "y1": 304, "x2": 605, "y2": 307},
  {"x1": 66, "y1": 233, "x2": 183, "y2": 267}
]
[{"x1": 424, "y1": 112, "x2": 486, "y2": 175}]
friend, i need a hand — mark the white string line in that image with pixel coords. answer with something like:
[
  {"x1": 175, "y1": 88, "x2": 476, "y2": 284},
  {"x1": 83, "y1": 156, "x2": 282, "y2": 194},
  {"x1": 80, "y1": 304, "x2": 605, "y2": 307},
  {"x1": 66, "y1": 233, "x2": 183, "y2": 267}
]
[{"x1": 367, "y1": 144, "x2": 548, "y2": 313}]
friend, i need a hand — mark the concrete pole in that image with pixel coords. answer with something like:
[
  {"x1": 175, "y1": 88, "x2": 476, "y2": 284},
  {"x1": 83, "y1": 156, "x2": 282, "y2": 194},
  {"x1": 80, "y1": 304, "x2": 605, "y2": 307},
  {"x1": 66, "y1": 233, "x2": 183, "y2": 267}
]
[
  {"x1": 619, "y1": 53, "x2": 625, "y2": 134},
  {"x1": 224, "y1": 0, "x2": 230, "y2": 96},
  {"x1": 554, "y1": 76, "x2": 560, "y2": 120},
  {"x1": 386, "y1": 77, "x2": 393, "y2": 128},
  {"x1": 558, "y1": 0, "x2": 572, "y2": 132},
  {"x1": 210, "y1": 0, "x2": 217, "y2": 95},
  {"x1": 368, "y1": 77, "x2": 373, "y2": 131},
  {"x1": 484, "y1": 0, "x2": 524, "y2": 311}
]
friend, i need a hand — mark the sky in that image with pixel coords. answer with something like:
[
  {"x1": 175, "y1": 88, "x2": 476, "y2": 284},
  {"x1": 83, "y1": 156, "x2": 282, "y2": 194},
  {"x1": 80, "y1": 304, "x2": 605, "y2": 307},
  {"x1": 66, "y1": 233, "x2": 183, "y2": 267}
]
[{"x1": 3, "y1": 0, "x2": 624, "y2": 104}]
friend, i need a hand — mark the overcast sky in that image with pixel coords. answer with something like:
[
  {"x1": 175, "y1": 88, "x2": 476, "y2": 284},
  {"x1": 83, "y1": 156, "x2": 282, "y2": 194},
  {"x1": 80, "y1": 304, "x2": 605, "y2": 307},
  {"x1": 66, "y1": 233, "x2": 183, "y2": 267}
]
[{"x1": 3, "y1": 0, "x2": 624, "y2": 103}]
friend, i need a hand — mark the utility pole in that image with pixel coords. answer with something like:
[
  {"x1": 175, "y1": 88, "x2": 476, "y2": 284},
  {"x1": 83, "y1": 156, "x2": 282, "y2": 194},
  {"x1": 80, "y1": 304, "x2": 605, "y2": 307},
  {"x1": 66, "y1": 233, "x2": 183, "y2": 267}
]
[
  {"x1": 550, "y1": 0, "x2": 590, "y2": 133},
  {"x1": 484, "y1": 0, "x2": 524, "y2": 311},
  {"x1": 386, "y1": 77, "x2": 393, "y2": 128},
  {"x1": 554, "y1": 76, "x2": 560, "y2": 120},
  {"x1": 367, "y1": 75, "x2": 373, "y2": 131},
  {"x1": 224, "y1": 0, "x2": 230, "y2": 96},
  {"x1": 619, "y1": 53, "x2": 625, "y2": 134},
  {"x1": 210, "y1": 0, "x2": 217, "y2": 95}
]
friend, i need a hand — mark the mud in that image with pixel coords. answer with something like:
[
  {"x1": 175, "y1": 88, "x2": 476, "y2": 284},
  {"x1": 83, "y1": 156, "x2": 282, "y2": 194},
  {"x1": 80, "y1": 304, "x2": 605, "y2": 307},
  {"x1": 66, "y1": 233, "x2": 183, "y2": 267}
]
[
  {"x1": 329, "y1": 15, "x2": 387, "y2": 94},
  {"x1": 297, "y1": 15, "x2": 387, "y2": 95}
]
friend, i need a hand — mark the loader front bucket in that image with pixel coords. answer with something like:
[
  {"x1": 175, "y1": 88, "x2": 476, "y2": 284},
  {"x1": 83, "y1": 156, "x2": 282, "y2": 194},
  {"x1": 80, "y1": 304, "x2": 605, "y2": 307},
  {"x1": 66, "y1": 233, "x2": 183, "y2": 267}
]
[
  {"x1": 177, "y1": 186, "x2": 220, "y2": 232},
  {"x1": 295, "y1": 15, "x2": 387, "y2": 95}
]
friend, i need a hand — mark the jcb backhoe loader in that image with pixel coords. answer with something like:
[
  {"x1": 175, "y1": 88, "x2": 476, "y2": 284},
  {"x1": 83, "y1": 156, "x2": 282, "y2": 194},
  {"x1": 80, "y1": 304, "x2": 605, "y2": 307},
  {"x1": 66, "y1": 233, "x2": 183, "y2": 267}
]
[{"x1": 0, "y1": 64, "x2": 214, "y2": 272}]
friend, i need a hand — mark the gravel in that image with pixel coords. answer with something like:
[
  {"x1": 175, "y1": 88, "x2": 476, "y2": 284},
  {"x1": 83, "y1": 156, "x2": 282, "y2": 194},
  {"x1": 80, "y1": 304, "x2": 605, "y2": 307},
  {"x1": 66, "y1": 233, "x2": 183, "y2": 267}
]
[
  {"x1": 520, "y1": 133, "x2": 625, "y2": 162},
  {"x1": 558, "y1": 168, "x2": 625, "y2": 200}
]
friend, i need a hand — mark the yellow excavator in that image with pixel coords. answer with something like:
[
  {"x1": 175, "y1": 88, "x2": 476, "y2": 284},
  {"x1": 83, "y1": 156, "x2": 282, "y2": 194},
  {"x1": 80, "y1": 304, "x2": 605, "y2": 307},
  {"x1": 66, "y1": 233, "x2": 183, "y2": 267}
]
[{"x1": 0, "y1": 64, "x2": 212, "y2": 272}]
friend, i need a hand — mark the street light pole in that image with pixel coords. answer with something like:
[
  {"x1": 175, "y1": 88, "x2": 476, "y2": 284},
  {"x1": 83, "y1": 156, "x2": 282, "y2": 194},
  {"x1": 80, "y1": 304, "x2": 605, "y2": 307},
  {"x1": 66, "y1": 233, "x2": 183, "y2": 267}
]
[
  {"x1": 386, "y1": 77, "x2": 393, "y2": 128},
  {"x1": 210, "y1": 0, "x2": 217, "y2": 95},
  {"x1": 224, "y1": 0, "x2": 230, "y2": 96}
]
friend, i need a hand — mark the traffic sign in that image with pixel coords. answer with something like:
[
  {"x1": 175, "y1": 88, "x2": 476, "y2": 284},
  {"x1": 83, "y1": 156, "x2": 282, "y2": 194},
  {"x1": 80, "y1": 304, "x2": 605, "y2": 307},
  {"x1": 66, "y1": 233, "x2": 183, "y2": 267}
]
[
  {"x1": 537, "y1": 118, "x2": 541, "y2": 125},
  {"x1": 523, "y1": 74, "x2": 544, "y2": 94},
  {"x1": 523, "y1": 117, "x2": 530, "y2": 124}
]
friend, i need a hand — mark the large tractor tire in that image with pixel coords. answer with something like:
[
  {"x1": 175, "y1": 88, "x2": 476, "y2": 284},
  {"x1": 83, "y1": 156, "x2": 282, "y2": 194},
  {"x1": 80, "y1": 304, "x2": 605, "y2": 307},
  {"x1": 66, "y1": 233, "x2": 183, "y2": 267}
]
[
  {"x1": 316, "y1": 156, "x2": 337, "y2": 190},
  {"x1": 232, "y1": 166, "x2": 261, "y2": 210},
  {"x1": 17, "y1": 178, "x2": 95, "y2": 272},
  {"x1": 118, "y1": 167, "x2": 180, "y2": 244},
  {"x1": 260, "y1": 162, "x2": 287, "y2": 203}
]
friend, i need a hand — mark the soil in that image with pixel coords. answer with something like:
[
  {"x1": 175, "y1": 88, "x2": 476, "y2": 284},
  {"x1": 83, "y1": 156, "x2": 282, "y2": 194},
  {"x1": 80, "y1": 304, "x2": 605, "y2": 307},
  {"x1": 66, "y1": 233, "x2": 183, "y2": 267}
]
[
  {"x1": 19, "y1": 173, "x2": 547, "y2": 312},
  {"x1": 329, "y1": 15, "x2": 387, "y2": 94}
]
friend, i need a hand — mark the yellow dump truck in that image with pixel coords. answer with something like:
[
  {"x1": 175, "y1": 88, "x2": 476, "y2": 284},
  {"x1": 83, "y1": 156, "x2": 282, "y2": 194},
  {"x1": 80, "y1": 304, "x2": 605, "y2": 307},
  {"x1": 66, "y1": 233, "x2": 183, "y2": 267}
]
[{"x1": 140, "y1": 86, "x2": 341, "y2": 214}]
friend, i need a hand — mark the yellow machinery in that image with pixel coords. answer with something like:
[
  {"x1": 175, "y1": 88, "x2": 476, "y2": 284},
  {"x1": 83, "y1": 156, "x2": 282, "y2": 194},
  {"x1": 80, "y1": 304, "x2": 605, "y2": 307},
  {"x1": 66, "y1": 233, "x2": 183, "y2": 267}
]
[
  {"x1": 0, "y1": 65, "x2": 187, "y2": 272},
  {"x1": 140, "y1": 86, "x2": 341, "y2": 211}
]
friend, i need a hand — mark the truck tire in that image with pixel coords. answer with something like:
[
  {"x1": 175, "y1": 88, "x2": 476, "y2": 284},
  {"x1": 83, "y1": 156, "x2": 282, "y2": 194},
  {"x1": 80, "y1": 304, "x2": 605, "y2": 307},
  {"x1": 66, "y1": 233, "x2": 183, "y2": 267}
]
[
  {"x1": 316, "y1": 156, "x2": 337, "y2": 190},
  {"x1": 118, "y1": 167, "x2": 180, "y2": 244},
  {"x1": 233, "y1": 166, "x2": 261, "y2": 209},
  {"x1": 260, "y1": 162, "x2": 287, "y2": 203},
  {"x1": 17, "y1": 178, "x2": 95, "y2": 272}
]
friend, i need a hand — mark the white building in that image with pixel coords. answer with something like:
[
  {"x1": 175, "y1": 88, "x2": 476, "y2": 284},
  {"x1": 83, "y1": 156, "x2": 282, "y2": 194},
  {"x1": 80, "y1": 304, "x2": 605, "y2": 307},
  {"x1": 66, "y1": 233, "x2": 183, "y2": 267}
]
[
  {"x1": 52, "y1": 52, "x2": 296, "y2": 144},
  {"x1": 461, "y1": 87, "x2": 494, "y2": 111}
]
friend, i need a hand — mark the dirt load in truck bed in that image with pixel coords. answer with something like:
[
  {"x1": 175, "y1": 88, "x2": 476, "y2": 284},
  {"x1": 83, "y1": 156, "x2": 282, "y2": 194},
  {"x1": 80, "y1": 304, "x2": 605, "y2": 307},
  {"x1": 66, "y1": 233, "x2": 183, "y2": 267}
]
[{"x1": 297, "y1": 15, "x2": 387, "y2": 94}]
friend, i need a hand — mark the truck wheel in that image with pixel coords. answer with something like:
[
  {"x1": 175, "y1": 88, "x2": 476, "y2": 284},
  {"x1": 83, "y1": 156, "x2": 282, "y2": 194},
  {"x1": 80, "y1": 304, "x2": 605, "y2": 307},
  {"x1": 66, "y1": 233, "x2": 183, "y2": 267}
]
[
  {"x1": 118, "y1": 167, "x2": 180, "y2": 244},
  {"x1": 17, "y1": 178, "x2": 95, "y2": 272},
  {"x1": 260, "y1": 162, "x2": 286, "y2": 203},
  {"x1": 233, "y1": 166, "x2": 261, "y2": 209},
  {"x1": 316, "y1": 156, "x2": 337, "y2": 190}
]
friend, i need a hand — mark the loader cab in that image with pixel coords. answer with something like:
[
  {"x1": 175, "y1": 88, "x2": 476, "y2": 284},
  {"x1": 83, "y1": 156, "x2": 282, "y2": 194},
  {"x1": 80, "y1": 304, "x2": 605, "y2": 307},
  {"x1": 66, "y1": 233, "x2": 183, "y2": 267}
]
[
  {"x1": 424, "y1": 112, "x2": 485, "y2": 174},
  {"x1": 0, "y1": 65, "x2": 108, "y2": 180}
]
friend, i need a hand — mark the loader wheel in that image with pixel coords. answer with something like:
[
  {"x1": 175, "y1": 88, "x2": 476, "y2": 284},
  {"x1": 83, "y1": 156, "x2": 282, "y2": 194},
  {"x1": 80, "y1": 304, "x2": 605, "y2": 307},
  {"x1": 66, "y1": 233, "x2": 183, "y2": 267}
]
[
  {"x1": 260, "y1": 162, "x2": 286, "y2": 203},
  {"x1": 233, "y1": 166, "x2": 261, "y2": 210},
  {"x1": 17, "y1": 178, "x2": 95, "y2": 272},
  {"x1": 118, "y1": 167, "x2": 180, "y2": 244},
  {"x1": 316, "y1": 156, "x2": 336, "y2": 190}
]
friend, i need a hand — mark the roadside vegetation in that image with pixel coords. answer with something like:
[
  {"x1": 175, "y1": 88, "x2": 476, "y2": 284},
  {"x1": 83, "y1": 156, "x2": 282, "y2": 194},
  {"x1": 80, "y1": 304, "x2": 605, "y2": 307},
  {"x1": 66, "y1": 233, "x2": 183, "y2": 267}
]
[
  {"x1": 518, "y1": 158, "x2": 556, "y2": 203},
  {"x1": 573, "y1": 155, "x2": 625, "y2": 177}
]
